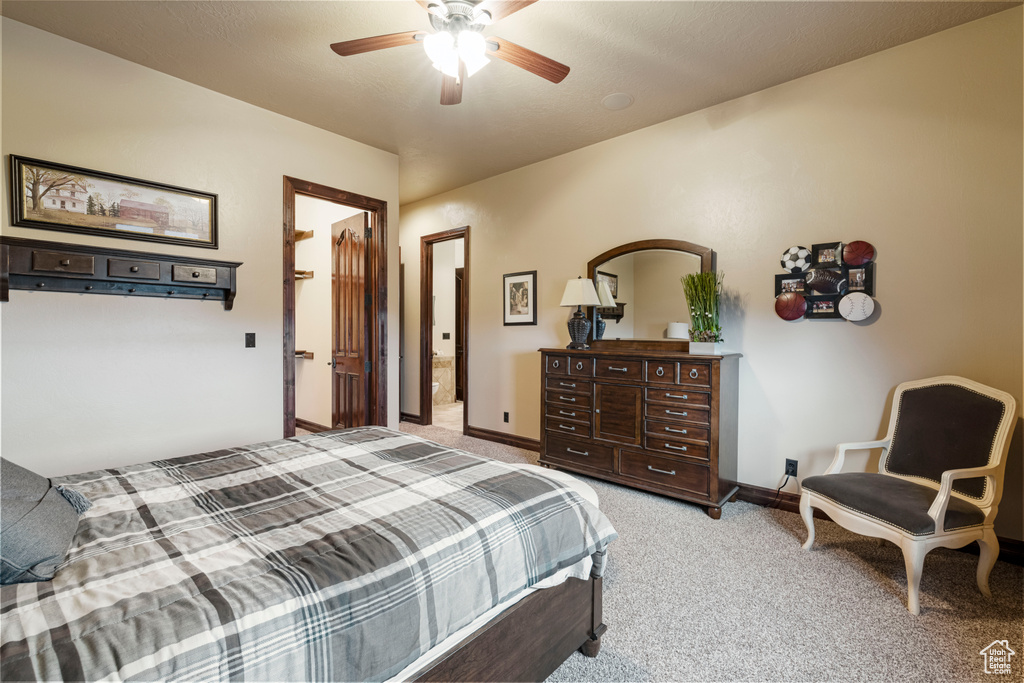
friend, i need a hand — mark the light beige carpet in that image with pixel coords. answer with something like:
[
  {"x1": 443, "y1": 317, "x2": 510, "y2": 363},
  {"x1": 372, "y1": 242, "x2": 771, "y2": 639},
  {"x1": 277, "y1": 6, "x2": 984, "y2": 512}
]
[{"x1": 400, "y1": 422, "x2": 1024, "y2": 682}]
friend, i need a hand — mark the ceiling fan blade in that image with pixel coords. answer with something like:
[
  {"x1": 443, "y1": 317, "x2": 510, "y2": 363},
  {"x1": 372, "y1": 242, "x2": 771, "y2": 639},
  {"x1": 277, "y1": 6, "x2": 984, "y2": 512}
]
[
  {"x1": 330, "y1": 31, "x2": 423, "y2": 57},
  {"x1": 440, "y1": 60, "x2": 467, "y2": 105},
  {"x1": 486, "y1": 36, "x2": 569, "y2": 83},
  {"x1": 475, "y1": 0, "x2": 539, "y2": 22},
  {"x1": 415, "y1": 0, "x2": 449, "y2": 18}
]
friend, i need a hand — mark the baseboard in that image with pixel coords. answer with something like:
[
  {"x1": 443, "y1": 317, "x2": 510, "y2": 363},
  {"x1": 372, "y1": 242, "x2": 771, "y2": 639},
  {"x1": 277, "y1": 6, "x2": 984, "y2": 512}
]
[
  {"x1": 735, "y1": 482, "x2": 1024, "y2": 566},
  {"x1": 400, "y1": 412, "x2": 424, "y2": 425},
  {"x1": 465, "y1": 425, "x2": 541, "y2": 452},
  {"x1": 295, "y1": 418, "x2": 331, "y2": 433}
]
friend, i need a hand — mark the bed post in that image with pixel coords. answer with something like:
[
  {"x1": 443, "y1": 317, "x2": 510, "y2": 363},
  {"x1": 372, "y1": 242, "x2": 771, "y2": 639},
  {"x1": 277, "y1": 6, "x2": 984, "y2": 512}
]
[{"x1": 580, "y1": 575, "x2": 606, "y2": 657}]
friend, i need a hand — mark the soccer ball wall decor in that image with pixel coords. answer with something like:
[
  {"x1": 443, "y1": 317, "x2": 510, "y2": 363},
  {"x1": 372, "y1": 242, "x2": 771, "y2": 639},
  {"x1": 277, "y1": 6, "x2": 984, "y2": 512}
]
[{"x1": 774, "y1": 240, "x2": 876, "y2": 322}]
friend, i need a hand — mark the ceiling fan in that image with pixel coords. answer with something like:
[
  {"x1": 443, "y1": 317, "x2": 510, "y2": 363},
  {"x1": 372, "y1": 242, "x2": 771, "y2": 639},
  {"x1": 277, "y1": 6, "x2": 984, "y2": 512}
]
[{"x1": 330, "y1": 0, "x2": 569, "y2": 105}]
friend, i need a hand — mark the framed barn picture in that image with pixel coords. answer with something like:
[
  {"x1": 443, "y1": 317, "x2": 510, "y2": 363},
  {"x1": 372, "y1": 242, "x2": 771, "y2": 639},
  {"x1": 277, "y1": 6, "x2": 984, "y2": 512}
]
[
  {"x1": 9, "y1": 155, "x2": 218, "y2": 248},
  {"x1": 503, "y1": 271, "x2": 537, "y2": 326}
]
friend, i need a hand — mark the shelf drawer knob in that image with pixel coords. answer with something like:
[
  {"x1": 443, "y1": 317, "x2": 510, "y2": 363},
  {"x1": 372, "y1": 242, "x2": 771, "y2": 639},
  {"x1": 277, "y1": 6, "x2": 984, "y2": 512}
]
[
  {"x1": 130, "y1": 265, "x2": 139, "y2": 273},
  {"x1": 60, "y1": 259, "x2": 70, "y2": 266},
  {"x1": 192, "y1": 271, "x2": 201, "y2": 278}
]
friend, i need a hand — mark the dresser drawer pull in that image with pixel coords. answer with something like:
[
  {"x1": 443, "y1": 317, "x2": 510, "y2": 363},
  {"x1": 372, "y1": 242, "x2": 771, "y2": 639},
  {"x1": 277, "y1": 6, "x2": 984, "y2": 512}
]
[
  {"x1": 665, "y1": 443, "x2": 688, "y2": 452},
  {"x1": 130, "y1": 265, "x2": 139, "y2": 273},
  {"x1": 666, "y1": 410, "x2": 688, "y2": 417},
  {"x1": 566, "y1": 448, "x2": 589, "y2": 456},
  {"x1": 60, "y1": 259, "x2": 70, "y2": 266},
  {"x1": 608, "y1": 366, "x2": 628, "y2": 373},
  {"x1": 667, "y1": 393, "x2": 688, "y2": 399},
  {"x1": 665, "y1": 427, "x2": 688, "y2": 434},
  {"x1": 576, "y1": 362, "x2": 584, "y2": 370},
  {"x1": 558, "y1": 424, "x2": 576, "y2": 432},
  {"x1": 689, "y1": 369, "x2": 699, "y2": 379},
  {"x1": 559, "y1": 396, "x2": 576, "y2": 402},
  {"x1": 552, "y1": 360, "x2": 560, "y2": 368},
  {"x1": 558, "y1": 410, "x2": 577, "y2": 417},
  {"x1": 656, "y1": 367, "x2": 665, "y2": 377},
  {"x1": 648, "y1": 465, "x2": 676, "y2": 476},
  {"x1": 559, "y1": 382, "x2": 576, "y2": 388}
]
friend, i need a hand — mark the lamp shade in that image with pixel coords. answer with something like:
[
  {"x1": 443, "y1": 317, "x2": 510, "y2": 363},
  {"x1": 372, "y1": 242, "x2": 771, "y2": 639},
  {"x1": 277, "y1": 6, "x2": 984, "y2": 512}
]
[
  {"x1": 560, "y1": 278, "x2": 601, "y2": 307},
  {"x1": 596, "y1": 281, "x2": 616, "y2": 307}
]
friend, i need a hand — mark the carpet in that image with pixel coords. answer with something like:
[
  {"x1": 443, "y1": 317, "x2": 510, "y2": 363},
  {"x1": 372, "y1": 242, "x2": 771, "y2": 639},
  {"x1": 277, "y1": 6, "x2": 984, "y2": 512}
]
[{"x1": 401, "y1": 423, "x2": 1024, "y2": 682}]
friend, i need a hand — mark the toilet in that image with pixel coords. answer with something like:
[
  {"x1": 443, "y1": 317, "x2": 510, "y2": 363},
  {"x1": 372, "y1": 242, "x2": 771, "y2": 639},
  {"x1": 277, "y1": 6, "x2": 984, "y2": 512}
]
[{"x1": 432, "y1": 381, "x2": 439, "y2": 396}]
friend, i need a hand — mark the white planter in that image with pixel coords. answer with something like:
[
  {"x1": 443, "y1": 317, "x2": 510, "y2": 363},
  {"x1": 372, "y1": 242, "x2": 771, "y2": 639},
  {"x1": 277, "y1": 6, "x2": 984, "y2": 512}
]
[{"x1": 688, "y1": 341, "x2": 722, "y2": 355}]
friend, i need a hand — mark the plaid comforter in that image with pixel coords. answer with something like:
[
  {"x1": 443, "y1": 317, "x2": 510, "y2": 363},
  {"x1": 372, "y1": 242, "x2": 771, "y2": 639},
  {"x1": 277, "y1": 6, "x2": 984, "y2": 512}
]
[{"x1": 1, "y1": 427, "x2": 616, "y2": 682}]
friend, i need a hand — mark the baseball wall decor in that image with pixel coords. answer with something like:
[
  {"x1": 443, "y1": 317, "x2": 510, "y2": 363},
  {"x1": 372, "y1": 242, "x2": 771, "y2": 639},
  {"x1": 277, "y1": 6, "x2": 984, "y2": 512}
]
[{"x1": 774, "y1": 240, "x2": 876, "y2": 322}]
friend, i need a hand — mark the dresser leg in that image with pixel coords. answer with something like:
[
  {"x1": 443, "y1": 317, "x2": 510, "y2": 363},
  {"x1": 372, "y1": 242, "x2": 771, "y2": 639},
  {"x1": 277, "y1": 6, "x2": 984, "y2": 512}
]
[
  {"x1": 706, "y1": 506, "x2": 722, "y2": 520},
  {"x1": 579, "y1": 635, "x2": 602, "y2": 657}
]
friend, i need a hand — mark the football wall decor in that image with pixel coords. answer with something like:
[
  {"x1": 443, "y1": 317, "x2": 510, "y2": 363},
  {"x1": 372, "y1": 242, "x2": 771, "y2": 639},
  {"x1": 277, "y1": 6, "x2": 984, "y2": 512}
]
[{"x1": 774, "y1": 240, "x2": 876, "y2": 322}]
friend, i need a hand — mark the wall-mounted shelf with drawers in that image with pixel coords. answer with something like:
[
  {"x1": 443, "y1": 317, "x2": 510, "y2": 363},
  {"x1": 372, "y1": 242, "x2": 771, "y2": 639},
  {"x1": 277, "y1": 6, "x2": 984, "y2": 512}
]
[
  {"x1": 539, "y1": 342, "x2": 740, "y2": 518},
  {"x1": 0, "y1": 236, "x2": 242, "y2": 310}
]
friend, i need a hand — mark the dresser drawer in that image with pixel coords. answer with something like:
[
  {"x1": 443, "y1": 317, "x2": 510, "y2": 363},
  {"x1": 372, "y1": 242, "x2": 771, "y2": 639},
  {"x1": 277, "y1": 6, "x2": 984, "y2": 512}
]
[
  {"x1": 678, "y1": 362, "x2": 711, "y2": 387},
  {"x1": 545, "y1": 403, "x2": 590, "y2": 422},
  {"x1": 646, "y1": 388, "x2": 711, "y2": 409},
  {"x1": 172, "y1": 264, "x2": 218, "y2": 285},
  {"x1": 619, "y1": 450, "x2": 709, "y2": 497},
  {"x1": 645, "y1": 436, "x2": 710, "y2": 461},
  {"x1": 646, "y1": 361, "x2": 676, "y2": 384},
  {"x1": 108, "y1": 258, "x2": 160, "y2": 280},
  {"x1": 645, "y1": 419, "x2": 710, "y2": 443},
  {"x1": 545, "y1": 434, "x2": 613, "y2": 473},
  {"x1": 545, "y1": 377, "x2": 591, "y2": 395},
  {"x1": 546, "y1": 355, "x2": 569, "y2": 375},
  {"x1": 545, "y1": 390, "x2": 592, "y2": 409},
  {"x1": 31, "y1": 250, "x2": 94, "y2": 275},
  {"x1": 568, "y1": 357, "x2": 594, "y2": 376},
  {"x1": 645, "y1": 403, "x2": 711, "y2": 425},
  {"x1": 545, "y1": 416, "x2": 592, "y2": 439},
  {"x1": 595, "y1": 359, "x2": 643, "y2": 381}
]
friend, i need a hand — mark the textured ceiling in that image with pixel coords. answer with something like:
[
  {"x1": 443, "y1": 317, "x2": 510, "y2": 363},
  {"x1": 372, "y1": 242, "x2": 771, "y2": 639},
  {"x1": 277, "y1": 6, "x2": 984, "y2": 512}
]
[{"x1": 2, "y1": 1, "x2": 1016, "y2": 204}]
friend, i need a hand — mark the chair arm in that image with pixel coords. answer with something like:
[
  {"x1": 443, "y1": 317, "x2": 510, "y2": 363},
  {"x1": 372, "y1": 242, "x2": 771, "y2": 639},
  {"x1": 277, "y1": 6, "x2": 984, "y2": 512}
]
[
  {"x1": 927, "y1": 464, "x2": 1001, "y2": 531},
  {"x1": 823, "y1": 439, "x2": 891, "y2": 475}
]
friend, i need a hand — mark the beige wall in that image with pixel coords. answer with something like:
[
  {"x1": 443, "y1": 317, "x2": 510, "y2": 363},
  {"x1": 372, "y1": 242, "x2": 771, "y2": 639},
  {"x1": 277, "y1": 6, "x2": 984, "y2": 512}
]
[
  {"x1": 432, "y1": 238, "x2": 464, "y2": 358},
  {"x1": 1, "y1": 19, "x2": 400, "y2": 475},
  {"x1": 400, "y1": 10, "x2": 1023, "y2": 538},
  {"x1": 294, "y1": 197, "x2": 363, "y2": 428}
]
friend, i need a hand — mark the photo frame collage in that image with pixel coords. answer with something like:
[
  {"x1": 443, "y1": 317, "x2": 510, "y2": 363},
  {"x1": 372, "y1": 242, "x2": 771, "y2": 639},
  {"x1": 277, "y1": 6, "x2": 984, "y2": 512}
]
[{"x1": 775, "y1": 241, "x2": 877, "y2": 322}]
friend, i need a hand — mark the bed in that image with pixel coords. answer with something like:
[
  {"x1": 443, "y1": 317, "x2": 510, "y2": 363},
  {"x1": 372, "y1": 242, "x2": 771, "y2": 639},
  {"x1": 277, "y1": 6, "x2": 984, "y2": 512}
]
[{"x1": 1, "y1": 427, "x2": 617, "y2": 681}]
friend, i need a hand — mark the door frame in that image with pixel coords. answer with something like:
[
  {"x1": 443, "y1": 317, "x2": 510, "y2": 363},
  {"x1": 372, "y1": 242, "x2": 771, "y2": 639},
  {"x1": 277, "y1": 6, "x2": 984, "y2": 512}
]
[
  {"x1": 283, "y1": 176, "x2": 387, "y2": 436},
  {"x1": 420, "y1": 226, "x2": 469, "y2": 430}
]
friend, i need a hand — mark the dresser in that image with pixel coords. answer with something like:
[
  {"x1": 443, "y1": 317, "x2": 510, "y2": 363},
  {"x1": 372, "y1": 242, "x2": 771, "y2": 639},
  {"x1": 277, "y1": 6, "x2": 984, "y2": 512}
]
[{"x1": 539, "y1": 344, "x2": 740, "y2": 518}]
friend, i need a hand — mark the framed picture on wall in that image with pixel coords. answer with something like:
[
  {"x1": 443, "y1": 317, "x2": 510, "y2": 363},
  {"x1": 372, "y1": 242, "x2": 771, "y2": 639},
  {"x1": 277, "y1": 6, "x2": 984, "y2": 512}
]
[
  {"x1": 775, "y1": 273, "x2": 807, "y2": 296},
  {"x1": 596, "y1": 271, "x2": 618, "y2": 298},
  {"x1": 804, "y1": 295, "x2": 843, "y2": 319},
  {"x1": 9, "y1": 155, "x2": 218, "y2": 248},
  {"x1": 810, "y1": 242, "x2": 844, "y2": 268},
  {"x1": 845, "y1": 263, "x2": 875, "y2": 295},
  {"x1": 503, "y1": 271, "x2": 537, "y2": 326}
]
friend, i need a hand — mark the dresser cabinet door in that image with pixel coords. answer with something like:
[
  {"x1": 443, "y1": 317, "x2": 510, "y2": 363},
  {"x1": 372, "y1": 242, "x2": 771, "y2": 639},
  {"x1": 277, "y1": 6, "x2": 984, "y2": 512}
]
[{"x1": 594, "y1": 383, "x2": 642, "y2": 445}]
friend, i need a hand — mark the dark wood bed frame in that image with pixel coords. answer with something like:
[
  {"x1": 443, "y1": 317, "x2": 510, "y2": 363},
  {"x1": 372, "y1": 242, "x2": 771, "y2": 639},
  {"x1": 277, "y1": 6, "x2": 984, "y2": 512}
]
[{"x1": 414, "y1": 575, "x2": 605, "y2": 681}]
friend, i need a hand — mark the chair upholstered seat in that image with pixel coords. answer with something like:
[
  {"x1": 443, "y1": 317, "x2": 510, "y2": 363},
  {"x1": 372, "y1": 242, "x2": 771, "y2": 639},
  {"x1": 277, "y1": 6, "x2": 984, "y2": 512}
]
[{"x1": 802, "y1": 473, "x2": 985, "y2": 536}]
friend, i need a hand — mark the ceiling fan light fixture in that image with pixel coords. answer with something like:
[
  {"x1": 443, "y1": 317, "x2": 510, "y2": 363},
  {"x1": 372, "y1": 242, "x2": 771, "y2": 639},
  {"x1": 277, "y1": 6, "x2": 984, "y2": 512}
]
[{"x1": 457, "y1": 31, "x2": 489, "y2": 75}]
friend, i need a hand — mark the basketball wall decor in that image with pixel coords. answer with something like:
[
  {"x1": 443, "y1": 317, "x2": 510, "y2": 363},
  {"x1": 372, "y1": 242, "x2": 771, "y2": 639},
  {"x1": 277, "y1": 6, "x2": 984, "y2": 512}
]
[
  {"x1": 843, "y1": 240, "x2": 875, "y2": 266},
  {"x1": 774, "y1": 239, "x2": 876, "y2": 323},
  {"x1": 775, "y1": 293, "x2": 807, "y2": 321}
]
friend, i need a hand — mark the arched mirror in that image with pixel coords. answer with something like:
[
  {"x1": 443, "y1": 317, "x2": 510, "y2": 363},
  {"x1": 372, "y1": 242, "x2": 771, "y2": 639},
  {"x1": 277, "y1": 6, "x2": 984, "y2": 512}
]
[{"x1": 587, "y1": 239, "x2": 714, "y2": 344}]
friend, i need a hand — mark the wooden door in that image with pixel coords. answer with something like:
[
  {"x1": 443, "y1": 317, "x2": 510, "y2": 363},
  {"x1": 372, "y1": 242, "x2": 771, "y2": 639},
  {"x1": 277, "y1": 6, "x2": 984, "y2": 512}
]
[
  {"x1": 454, "y1": 267, "x2": 465, "y2": 402},
  {"x1": 594, "y1": 383, "x2": 642, "y2": 445},
  {"x1": 332, "y1": 213, "x2": 368, "y2": 429}
]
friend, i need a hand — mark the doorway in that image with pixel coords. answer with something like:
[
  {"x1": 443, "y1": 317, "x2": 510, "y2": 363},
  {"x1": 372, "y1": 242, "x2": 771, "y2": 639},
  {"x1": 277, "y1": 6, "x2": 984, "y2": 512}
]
[
  {"x1": 282, "y1": 176, "x2": 387, "y2": 437},
  {"x1": 419, "y1": 227, "x2": 469, "y2": 431}
]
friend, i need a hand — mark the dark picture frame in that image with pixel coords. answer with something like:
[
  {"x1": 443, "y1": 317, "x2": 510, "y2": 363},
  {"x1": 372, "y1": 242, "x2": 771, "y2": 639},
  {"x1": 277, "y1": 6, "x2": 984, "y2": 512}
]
[
  {"x1": 810, "y1": 242, "x2": 843, "y2": 268},
  {"x1": 775, "y1": 273, "x2": 806, "y2": 296},
  {"x1": 596, "y1": 270, "x2": 618, "y2": 298},
  {"x1": 503, "y1": 270, "x2": 537, "y2": 326},
  {"x1": 805, "y1": 294, "x2": 843, "y2": 319},
  {"x1": 845, "y1": 263, "x2": 875, "y2": 296},
  {"x1": 9, "y1": 155, "x2": 218, "y2": 249}
]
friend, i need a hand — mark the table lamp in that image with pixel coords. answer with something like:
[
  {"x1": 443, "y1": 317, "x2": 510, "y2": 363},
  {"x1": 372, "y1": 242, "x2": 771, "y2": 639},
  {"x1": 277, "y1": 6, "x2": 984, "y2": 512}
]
[
  {"x1": 595, "y1": 280, "x2": 616, "y2": 340},
  {"x1": 559, "y1": 277, "x2": 601, "y2": 349}
]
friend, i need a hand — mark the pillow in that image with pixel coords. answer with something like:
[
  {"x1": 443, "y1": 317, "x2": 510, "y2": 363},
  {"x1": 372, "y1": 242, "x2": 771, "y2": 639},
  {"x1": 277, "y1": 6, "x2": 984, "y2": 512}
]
[{"x1": 1, "y1": 459, "x2": 90, "y2": 584}]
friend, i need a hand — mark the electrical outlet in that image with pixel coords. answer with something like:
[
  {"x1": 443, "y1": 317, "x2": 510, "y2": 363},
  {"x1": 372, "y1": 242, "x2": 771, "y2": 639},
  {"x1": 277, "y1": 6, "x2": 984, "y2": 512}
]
[
  {"x1": 785, "y1": 459, "x2": 798, "y2": 477},
  {"x1": 442, "y1": 332, "x2": 451, "y2": 340},
  {"x1": 503, "y1": 412, "x2": 509, "y2": 423},
  {"x1": 245, "y1": 333, "x2": 256, "y2": 348}
]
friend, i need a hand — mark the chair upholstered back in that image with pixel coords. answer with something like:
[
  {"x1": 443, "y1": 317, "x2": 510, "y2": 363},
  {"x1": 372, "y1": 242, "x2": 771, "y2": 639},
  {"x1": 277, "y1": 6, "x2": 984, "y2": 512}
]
[{"x1": 883, "y1": 382, "x2": 1007, "y2": 499}]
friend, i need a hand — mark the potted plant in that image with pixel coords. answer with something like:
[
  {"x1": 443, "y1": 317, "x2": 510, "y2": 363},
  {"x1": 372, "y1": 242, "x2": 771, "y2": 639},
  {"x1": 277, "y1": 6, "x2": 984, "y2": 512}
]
[{"x1": 681, "y1": 271, "x2": 723, "y2": 354}]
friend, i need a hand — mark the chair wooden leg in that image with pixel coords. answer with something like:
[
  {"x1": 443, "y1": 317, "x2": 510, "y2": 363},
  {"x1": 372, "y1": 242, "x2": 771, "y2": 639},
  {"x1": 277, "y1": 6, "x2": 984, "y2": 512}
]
[
  {"x1": 900, "y1": 541, "x2": 927, "y2": 615},
  {"x1": 977, "y1": 529, "x2": 1000, "y2": 598},
  {"x1": 800, "y1": 494, "x2": 815, "y2": 550}
]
